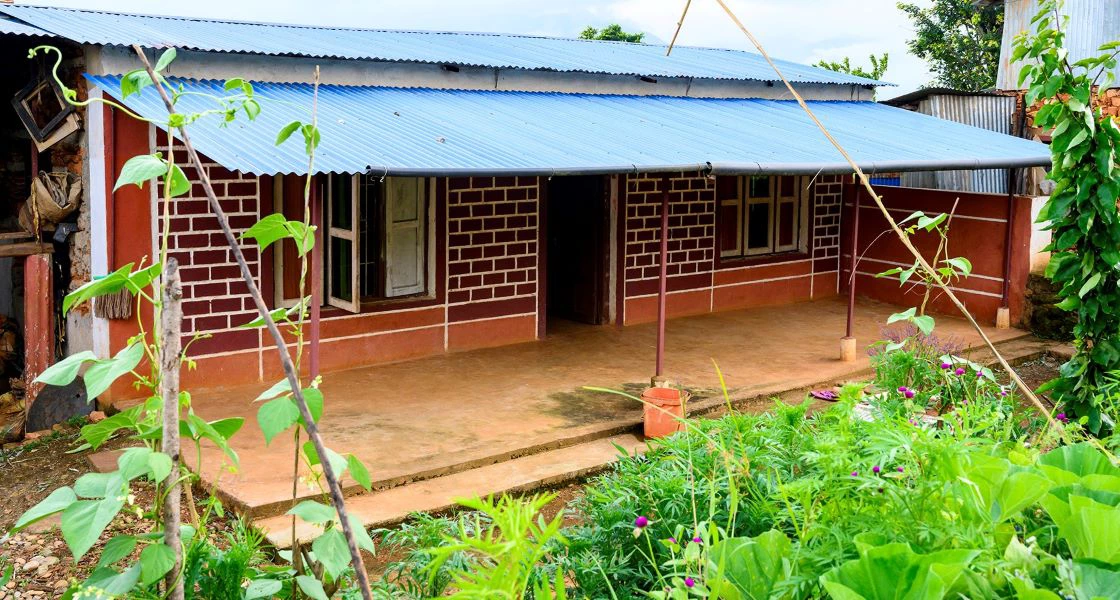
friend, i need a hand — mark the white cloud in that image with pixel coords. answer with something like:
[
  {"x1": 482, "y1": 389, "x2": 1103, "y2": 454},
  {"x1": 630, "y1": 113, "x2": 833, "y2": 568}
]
[{"x1": 21, "y1": 0, "x2": 934, "y2": 93}]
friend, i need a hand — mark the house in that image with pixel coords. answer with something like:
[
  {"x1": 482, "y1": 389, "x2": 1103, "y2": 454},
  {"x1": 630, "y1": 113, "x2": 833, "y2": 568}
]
[{"x1": 0, "y1": 5, "x2": 1050, "y2": 408}]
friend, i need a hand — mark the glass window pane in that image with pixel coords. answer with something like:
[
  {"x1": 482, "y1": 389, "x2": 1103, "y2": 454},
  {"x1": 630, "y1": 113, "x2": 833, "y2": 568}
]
[
  {"x1": 746, "y1": 202, "x2": 771, "y2": 250},
  {"x1": 330, "y1": 236, "x2": 352, "y2": 300},
  {"x1": 778, "y1": 201, "x2": 795, "y2": 247},
  {"x1": 330, "y1": 174, "x2": 352, "y2": 230},
  {"x1": 359, "y1": 177, "x2": 381, "y2": 298},
  {"x1": 748, "y1": 176, "x2": 770, "y2": 198}
]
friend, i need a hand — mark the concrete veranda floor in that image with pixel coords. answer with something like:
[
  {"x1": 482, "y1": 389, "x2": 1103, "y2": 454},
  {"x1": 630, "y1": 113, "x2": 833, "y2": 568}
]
[{"x1": 181, "y1": 296, "x2": 1026, "y2": 516}]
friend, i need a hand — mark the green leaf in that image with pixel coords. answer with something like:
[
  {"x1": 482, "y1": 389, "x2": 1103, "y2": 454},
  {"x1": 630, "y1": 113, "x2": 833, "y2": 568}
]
[
  {"x1": 97, "y1": 535, "x2": 137, "y2": 568},
  {"x1": 287, "y1": 500, "x2": 336, "y2": 524},
  {"x1": 80, "y1": 406, "x2": 141, "y2": 449},
  {"x1": 116, "y1": 446, "x2": 154, "y2": 481},
  {"x1": 887, "y1": 307, "x2": 917, "y2": 324},
  {"x1": 224, "y1": 78, "x2": 245, "y2": 92},
  {"x1": 1079, "y1": 272, "x2": 1102, "y2": 298},
  {"x1": 255, "y1": 378, "x2": 292, "y2": 402},
  {"x1": 208, "y1": 417, "x2": 244, "y2": 440},
  {"x1": 301, "y1": 124, "x2": 321, "y2": 156},
  {"x1": 186, "y1": 413, "x2": 240, "y2": 467},
  {"x1": 167, "y1": 164, "x2": 191, "y2": 197},
  {"x1": 944, "y1": 257, "x2": 972, "y2": 277},
  {"x1": 301, "y1": 387, "x2": 324, "y2": 425},
  {"x1": 241, "y1": 214, "x2": 314, "y2": 256},
  {"x1": 14, "y1": 487, "x2": 77, "y2": 531},
  {"x1": 138, "y1": 543, "x2": 176, "y2": 586},
  {"x1": 125, "y1": 263, "x2": 163, "y2": 295},
  {"x1": 912, "y1": 315, "x2": 936, "y2": 336},
  {"x1": 916, "y1": 213, "x2": 948, "y2": 231},
  {"x1": 148, "y1": 452, "x2": 173, "y2": 484},
  {"x1": 82, "y1": 563, "x2": 142, "y2": 597},
  {"x1": 257, "y1": 397, "x2": 299, "y2": 445},
  {"x1": 348, "y1": 454, "x2": 372, "y2": 492},
  {"x1": 74, "y1": 472, "x2": 126, "y2": 499},
  {"x1": 275, "y1": 120, "x2": 302, "y2": 146},
  {"x1": 303, "y1": 441, "x2": 348, "y2": 478},
  {"x1": 64, "y1": 263, "x2": 134, "y2": 314},
  {"x1": 62, "y1": 496, "x2": 126, "y2": 560},
  {"x1": 295, "y1": 575, "x2": 329, "y2": 600},
  {"x1": 245, "y1": 578, "x2": 283, "y2": 600},
  {"x1": 154, "y1": 48, "x2": 177, "y2": 72},
  {"x1": 821, "y1": 543, "x2": 979, "y2": 600},
  {"x1": 120, "y1": 69, "x2": 155, "y2": 98},
  {"x1": 707, "y1": 530, "x2": 792, "y2": 600},
  {"x1": 83, "y1": 342, "x2": 146, "y2": 400},
  {"x1": 348, "y1": 515, "x2": 376, "y2": 554},
  {"x1": 34, "y1": 351, "x2": 97, "y2": 388},
  {"x1": 114, "y1": 154, "x2": 168, "y2": 191},
  {"x1": 311, "y1": 528, "x2": 350, "y2": 580}
]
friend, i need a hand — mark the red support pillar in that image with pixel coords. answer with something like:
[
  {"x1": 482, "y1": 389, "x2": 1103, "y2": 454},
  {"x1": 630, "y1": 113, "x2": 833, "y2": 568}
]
[
  {"x1": 655, "y1": 174, "x2": 670, "y2": 377},
  {"x1": 24, "y1": 253, "x2": 54, "y2": 402},
  {"x1": 309, "y1": 177, "x2": 323, "y2": 378},
  {"x1": 997, "y1": 169, "x2": 1016, "y2": 329},
  {"x1": 840, "y1": 184, "x2": 860, "y2": 361}
]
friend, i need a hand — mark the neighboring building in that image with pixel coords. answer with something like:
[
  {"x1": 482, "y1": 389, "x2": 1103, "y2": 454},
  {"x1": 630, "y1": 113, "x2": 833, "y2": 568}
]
[
  {"x1": 0, "y1": 5, "x2": 1049, "y2": 404},
  {"x1": 883, "y1": 88, "x2": 1019, "y2": 194}
]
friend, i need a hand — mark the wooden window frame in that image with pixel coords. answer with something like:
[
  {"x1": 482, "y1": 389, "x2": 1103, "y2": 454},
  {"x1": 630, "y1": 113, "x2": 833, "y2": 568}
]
[{"x1": 718, "y1": 175, "x2": 808, "y2": 263}]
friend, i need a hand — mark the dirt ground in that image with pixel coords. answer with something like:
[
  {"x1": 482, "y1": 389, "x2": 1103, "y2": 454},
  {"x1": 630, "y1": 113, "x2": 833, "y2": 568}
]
[{"x1": 0, "y1": 354, "x2": 1066, "y2": 595}]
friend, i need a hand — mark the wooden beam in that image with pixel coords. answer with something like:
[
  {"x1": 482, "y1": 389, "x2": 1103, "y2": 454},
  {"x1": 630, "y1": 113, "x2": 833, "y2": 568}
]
[{"x1": 0, "y1": 242, "x2": 53, "y2": 258}]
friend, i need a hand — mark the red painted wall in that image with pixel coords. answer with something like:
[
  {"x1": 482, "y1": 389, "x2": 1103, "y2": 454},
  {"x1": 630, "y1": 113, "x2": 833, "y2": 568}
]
[{"x1": 839, "y1": 184, "x2": 1032, "y2": 325}]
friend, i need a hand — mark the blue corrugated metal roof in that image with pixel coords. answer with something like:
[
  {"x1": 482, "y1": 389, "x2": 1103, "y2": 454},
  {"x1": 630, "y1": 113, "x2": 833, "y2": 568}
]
[
  {"x1": 2, "y1": 5, "x2": 887, "y2": 86},
  {"x1": 87, "y1": 75, "x2": 1050, "y2": 177},
  {"x1": 0, "y1": 14, "x2": 51, "y2": 37}
]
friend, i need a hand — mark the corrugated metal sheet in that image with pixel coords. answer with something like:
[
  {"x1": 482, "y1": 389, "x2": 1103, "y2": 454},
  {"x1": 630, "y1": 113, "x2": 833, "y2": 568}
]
[
  {"x1": 86, "y1": 75, "x2": 1049, "y2": 177},
  {"x1": 998, "y1": 0, "x2": 1120, "y2": 89},
  {"x1": 0, "y1": 5, "x2": 886, "y2": 86},
  {"x1": 0, "y1": 14, "x2": 52, "y2": 37},
  {"x1": 901, "y1": 93, "x2": 1017, "y2": 193}
]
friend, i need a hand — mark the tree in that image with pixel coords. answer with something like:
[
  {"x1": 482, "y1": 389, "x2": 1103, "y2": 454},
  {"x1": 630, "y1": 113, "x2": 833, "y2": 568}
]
[
  {"x1": 815, "y1": 53, "x2": 889, "y2": 80},
  {"x1": 579, "y1": 24, "x2": 644, "y2": 43},
  {"x1": 898, "y1": 0, "x2": 1004, "y2": 90}
]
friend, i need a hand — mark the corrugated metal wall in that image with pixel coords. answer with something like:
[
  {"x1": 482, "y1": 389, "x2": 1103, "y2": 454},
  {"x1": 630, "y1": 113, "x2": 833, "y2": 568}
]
[
  {"x1": 901, "y1": 94, "x2": 1017, "y2": 193},
  {"x1": 998, "y1": 0, "x2": 1120, "y2": 90}
]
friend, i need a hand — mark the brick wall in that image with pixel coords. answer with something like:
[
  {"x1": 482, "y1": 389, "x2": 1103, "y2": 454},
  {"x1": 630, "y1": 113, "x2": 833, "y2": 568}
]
[
  {"x1": 445, "y1": 176, "x2": 539, "y2": 321},
  {"x1": 156, "y1": 142, "x2": 262, "y2": 356},
  {"x1": 811, "y1": 174, "x2": 843, "y2": 291},
  {"x1": 623, "y1": 173, "x2": 715, "y2": 297}
]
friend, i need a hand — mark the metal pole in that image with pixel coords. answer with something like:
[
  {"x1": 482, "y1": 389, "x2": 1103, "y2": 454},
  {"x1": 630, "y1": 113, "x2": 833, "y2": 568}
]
[
  {"x1": 655, "y1": 175, "x2": 670, "y2": 377},
  {"x1": 1002, "y1": 168, "x2": 1016, "y2": 307},
  {"x1": 310, "y1": 178, "x2": 322, "y2": 378},
  {"x1": 846, "y1": 185, "x2": 860, "y2": 338}
]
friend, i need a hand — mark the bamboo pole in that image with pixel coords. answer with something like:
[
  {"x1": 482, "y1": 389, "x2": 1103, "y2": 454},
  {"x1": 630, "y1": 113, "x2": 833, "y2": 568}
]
[{"x1": 159, "y1": 258, "x2": 184, "y2": 600}]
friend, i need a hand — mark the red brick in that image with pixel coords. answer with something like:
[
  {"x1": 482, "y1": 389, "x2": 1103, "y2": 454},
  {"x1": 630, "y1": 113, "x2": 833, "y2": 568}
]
[{"x1": 226, "y1": 181, "x2": 257, "y2": 196}]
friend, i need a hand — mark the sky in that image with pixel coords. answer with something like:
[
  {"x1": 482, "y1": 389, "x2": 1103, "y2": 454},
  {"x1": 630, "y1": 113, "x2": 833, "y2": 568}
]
[{"x1": 20, "y1": 0, "x2": 935, "y2": 95}]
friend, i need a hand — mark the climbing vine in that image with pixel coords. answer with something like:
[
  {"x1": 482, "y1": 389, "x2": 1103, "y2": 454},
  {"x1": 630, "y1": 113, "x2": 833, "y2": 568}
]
[{"x1": 1015, "y1": 0, "x2": 1120, "y2": 433}]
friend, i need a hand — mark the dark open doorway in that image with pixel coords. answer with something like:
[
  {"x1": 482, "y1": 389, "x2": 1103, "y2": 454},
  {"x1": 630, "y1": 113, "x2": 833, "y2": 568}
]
[{"x1": 546, "y1": 175, "x2": 609, "y2": 330}]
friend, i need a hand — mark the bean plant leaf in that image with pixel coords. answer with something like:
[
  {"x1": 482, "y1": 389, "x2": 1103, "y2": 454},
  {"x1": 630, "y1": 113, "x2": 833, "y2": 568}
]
[
  {"x1": 14, "y1": 487, "x2": 77, "y2": 531},
  {"x1": 912, "y1": 315, "x2": 936, "y2": 336},
  {"x1": 301, "y1": 387, "x2": 324, "y2": 425},
  {"x1": 255, "y1": 378, "x2": 292, "y2": 402},
  {"x1": 138, "y1": 543, "x2": 176, "y2": 586},
  {"x1": 348, "y1": 454, "x2": 372, "y2": 492},
  {"x1": 295, "y1": 575, "x2": 329, "y2": 600},
  {"x1": 245, "y1": 578, "x2": 283, "y2": 600},
  {"x1": 147, "y1": 451, "x2": 173, "y2": 484},
  {"x1": 258, "y1": 397, "x2": 299, "y2": 445},
  {"x1": 98, "y1": 535, "x2": 137, "y2": 568},
  {"x1": 167, "y1": 164, "x2": 191, "y2": 197},
  {"x1": 83, "y1": 342, "x2": 146, "y2": 400},
  {"x1": 943, "y1": 257, "x2": 972, "y2": 277},
  {"x1": 154, "y1": 48, "x2": 177, "y2": 72},
  {"x1": 302, "y1": 440, "x2": 348, "y2": 478},
  {"x1": 311, "y1": 528, "x2": 350, "y2": 580},
  {"x1": 64, "y1": 263, "x2": 134, "y2": 314},
  {"x1": 186, "y1": 413, "x2": 240, "y2": 467},
  {"x1": 120, "y1": 69, "x2": 156, "y2": 99},
  {"x1": 82, "y1": 563, "x2": 142, "y2": 597},
  {"x1": 242, "y1": 213, "x2": 315, "y2": 256},
  {"x1": 707, "y1": 529, "x2": 792, "y2": 600},
  {"x1": 79, "y1": 406, "x2": 141, "y2": 450},
  {"x1": 276, "y1": 120, "x2": 302, "y2": 146},
  {"x1": 887, "y1": 307, "x2": 917, "y2": 324},
  {"x1": 34, "y1": 350, "x2": 96, "y2": 388},
  {"x1": 287, "y1": 500, "x2": 335, "y2": 524},
  {"x1": 62, "y1": 496, "x2": 127, "y2": 560},
  {"x1": 114, "y1": 154, "x2": 167, "y2": 191},
  {"x1": 349, "y1": 515, "x2": 376, "y2": 554}
]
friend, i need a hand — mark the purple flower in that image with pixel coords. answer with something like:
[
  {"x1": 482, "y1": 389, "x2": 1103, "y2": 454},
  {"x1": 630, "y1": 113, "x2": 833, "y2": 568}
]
[
  {"x1": 693, "y1": 536, "x2": 702, "y2": 544},
  {"x1": 954, "y1": 367, "x2": 966, "y2": 376},
  {"x1": 684, "y1": 577, "x2": 696, "y2": 588},
  {"x1": 851, "y1": 471, "x2": 859, "y2": 477},
  {"x1": 634, "y1": 516, "x2": 649, "y2": 528},
  {"x1": 668, "y1": 537, "x2": 676, "y2": 544},
  {"x1": 941, "y1": 362, "x2": 952, "y2": 369},
  {"x1": 975, "y1": 370, "x2": 983, "y2": 377},
  {"x1": 897, "y1": 466, "x2": 905, "y2": 473},
  {"x1": 904, "y1": 389, "x2": 915, "y2": 399},
  {"x1": 1056, "y1": 413, "x2": 1069, "y2": 423},
  {"x1": 897, "y1": 386, "x2": 908, "y2": 393},
  {"x1": 1000, "y1": 390, "x2": 1008, "y2": 397},
  {"x1": 872, "y1": 465, "x2": 881, "y2": 474},
  {"x1": 909, "y1": 419, "x2": 918, "y2": 426}
]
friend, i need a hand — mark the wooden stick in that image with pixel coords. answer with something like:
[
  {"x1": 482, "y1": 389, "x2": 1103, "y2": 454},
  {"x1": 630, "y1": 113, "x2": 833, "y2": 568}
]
[
  {"x1": 667, "y1": 0, "x2": 693, "y2": 55},
  {"x1": 159, "y1": 258, "x2": 184, "y2": 600},
  {"x1": 130, "y1": 46, "x2": 374, "y2": 598},
  {"x1": 707, "y1": 0, "x2": 1065, "y2": 438}
]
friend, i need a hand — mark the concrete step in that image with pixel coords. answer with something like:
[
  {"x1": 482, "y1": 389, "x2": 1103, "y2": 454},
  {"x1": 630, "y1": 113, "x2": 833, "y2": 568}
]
[{"x1": 254, "y1": 433, "x2": 647, "y2": 549}]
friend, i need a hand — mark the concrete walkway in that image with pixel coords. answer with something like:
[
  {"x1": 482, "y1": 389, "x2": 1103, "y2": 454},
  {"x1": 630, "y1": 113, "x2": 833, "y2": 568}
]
[{"x1": 179, "y1": 297, "x2": 1027, "y2": 518}]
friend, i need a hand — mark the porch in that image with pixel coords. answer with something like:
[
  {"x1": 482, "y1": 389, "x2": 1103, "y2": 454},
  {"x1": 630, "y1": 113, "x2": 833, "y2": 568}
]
[{"x1": 175, "y1": 296, "x2": 1029, "y2": 524}]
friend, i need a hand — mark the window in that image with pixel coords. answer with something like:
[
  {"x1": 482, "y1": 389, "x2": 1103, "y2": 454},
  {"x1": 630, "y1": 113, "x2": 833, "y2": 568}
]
[
  {"x1": 326, "y1": 173, "x2": 430, "y2": 311},
  {"x1": 719, "y1": 175, "x2": 806, "y2": 259}
]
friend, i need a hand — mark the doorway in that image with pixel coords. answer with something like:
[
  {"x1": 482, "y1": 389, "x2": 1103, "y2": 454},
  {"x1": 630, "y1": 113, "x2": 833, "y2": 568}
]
[{"x1": 546, "y1": 175, "x2": 609, "y2": 330}]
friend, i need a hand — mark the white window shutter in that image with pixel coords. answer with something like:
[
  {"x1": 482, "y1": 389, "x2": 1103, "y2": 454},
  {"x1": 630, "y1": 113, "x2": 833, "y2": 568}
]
[
  {"x1": 384, "y1": 177, "x2": 426, "y2": 297},
  {"x1": 326, "y1": 174, "x2": 361, "y2": 312}
]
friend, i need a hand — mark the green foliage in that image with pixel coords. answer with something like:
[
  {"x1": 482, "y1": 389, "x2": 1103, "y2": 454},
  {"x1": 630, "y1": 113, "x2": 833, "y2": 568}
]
[
  {"x1": 897, "y1": 0, "x2": 1004, "y2": 90},
  {"x1": 1016, "y1": 0, "x2": 1120, "y2": 433},
  {"x1": 370, "y1": 512, "x2": 490, "y2": 598},
  {"x1": 579, "y1": 24, "x2": 644, "y2": 43},
  {"x1": 815, "y1": 53, "x2": 889, "y2": 81},
  {"x1": 820, "y1": 544, "x2": 979, "y2": 600}
]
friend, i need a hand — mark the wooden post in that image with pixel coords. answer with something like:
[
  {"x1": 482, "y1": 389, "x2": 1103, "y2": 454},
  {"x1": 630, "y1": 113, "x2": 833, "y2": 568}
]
[
  {"x1": 159, "y1": 258, "x2": 184, "y2": 600},
  {"x1": 997, "y1": 168, "x2": 1016, "y2": 329},
  {"x1": 840, "y1": 185, "x2": 860, "y2": 362},
  {"x1": 655, "y1": 174, "x2": 670, "y2": 378},
  {"x1": 23, "y1": 253, "x2": 53, "y2": 402},
  {"x1": 310, "y1": 178, "x2": 323, "y2": 378}
]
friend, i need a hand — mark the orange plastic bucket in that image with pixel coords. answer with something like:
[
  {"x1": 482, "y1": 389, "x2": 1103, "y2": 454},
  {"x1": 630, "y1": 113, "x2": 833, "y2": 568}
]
[{"x1": 642, "y1": 387, "x2": 686, "y2": 438}]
